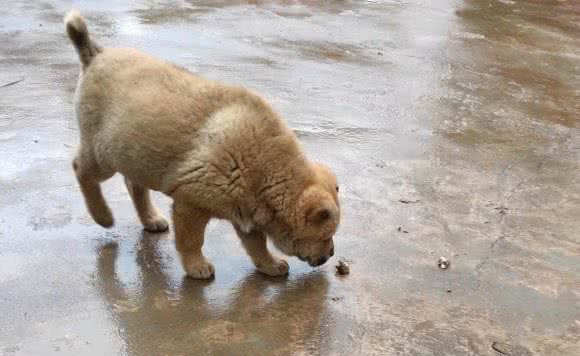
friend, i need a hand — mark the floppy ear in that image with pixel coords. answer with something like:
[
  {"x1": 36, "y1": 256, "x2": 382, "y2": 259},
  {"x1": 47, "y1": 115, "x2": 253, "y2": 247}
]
[
  {"x1": 298, "y1": 185, "x2": 336, "y2": 226},
  {"x1": 308, "y1": 207, "x2": 331, "y2": 224}
]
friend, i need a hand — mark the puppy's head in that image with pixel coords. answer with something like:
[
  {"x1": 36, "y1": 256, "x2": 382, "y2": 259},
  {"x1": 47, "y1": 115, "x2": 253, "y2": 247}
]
[{"x1": 269, "y1": 163, "x2": 340, "y2": 267}]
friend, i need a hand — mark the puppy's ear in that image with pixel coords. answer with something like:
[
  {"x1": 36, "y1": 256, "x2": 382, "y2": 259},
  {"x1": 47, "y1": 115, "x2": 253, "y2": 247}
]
[
  {"x1": 299, "y1": 185, "x2": 334, "y2": 225},
  {"x1": 308, "y1": 207, "x2": 331, "y2": 224}
]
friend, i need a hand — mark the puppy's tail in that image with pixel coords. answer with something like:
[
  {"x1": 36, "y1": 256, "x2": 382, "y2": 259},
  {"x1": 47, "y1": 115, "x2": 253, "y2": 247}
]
[{"x1": 64, "y1": 10, "x2": 102, "y2": 67}]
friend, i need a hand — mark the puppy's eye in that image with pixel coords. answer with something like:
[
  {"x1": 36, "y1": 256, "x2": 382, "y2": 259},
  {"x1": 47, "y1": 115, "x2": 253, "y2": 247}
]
[{"x1": 335, "y1": 186, "x2": 339, "y2": 193}]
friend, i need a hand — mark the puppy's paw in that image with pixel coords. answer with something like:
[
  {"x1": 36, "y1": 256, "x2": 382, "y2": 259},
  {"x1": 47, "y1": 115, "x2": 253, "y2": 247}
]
[
  {"x1": 143, "y1": 215, "x2": 169, "y2": 232},
  {"x1": 183, "y1": 257, "x2": 215, "y2": 279},
  {"x1": 93, "y1": 207, "x2": 114, "y2": 228},
  {"x1": 257, "y1": 258, "x2": 289, "y2": 277}
]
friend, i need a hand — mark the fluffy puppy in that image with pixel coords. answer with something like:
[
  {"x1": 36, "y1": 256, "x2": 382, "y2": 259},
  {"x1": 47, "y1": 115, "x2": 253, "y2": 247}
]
[{"x1": 64, "y1": 10, "x2": 340, "y2": 278}]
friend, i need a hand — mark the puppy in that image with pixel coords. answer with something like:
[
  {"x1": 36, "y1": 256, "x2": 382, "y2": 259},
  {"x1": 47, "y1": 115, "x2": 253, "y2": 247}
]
[{"x1": 64, "y1": 11, "x2": 340, "y2": 278}]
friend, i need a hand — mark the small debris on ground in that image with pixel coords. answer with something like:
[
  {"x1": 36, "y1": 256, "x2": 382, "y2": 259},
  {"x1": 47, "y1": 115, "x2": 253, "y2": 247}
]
[
  {"x1": 437, "y1": 256, "x2": 450, "y2": 270},
  {"x1": 336, "y1": 260, "x2": 350, "y2": 275},
  {"x1": 331, "y1": 296, "x2": 342, "y2": 301},
  {"x1": 446, "y1": 289, "x2": 452, "y2": 293},
  {"x1": 377, "y1": 51, "x2": 383, "y2": 56},
  {"x1": 398, "y1": 199, "x2": 420, "y2": 204},
  {"x1": 1, "y1": 77, "x2": 24, "y2": 89},
  {"x1": 494, "y1": 205, "x2": 509, "y2": 215},
  {"x1": 491, "y1": 341, "x2": 533, "y2": 356},
  {"x1": 397, "y1": 226, "x2": 409, "y2": 233}
]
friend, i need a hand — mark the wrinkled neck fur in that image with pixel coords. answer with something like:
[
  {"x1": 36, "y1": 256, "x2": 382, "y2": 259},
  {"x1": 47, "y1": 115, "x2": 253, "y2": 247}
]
[{"x1": 254, "y1": 141, "x2": 313, "y2": 229}]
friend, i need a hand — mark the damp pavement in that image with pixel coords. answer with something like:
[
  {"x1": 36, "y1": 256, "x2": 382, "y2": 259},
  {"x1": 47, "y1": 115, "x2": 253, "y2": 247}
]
[{"x1": 1, "y1": 1, "x2": 579, "y2": 355}]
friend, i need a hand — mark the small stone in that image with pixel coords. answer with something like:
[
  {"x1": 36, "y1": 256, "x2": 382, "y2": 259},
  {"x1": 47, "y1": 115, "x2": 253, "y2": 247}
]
[
  {"x1": 446, "y1": 289, "x2": 452, "y2": 293},
  {"x1": 437, "y1": 256, "x2": 450, "y2": 270},
  {"x1": 336, "y1": 260, "x2": 350, "y2": 275}
]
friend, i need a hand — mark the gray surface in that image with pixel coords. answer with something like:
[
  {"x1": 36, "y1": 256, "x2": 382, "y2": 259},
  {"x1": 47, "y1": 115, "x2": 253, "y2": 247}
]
[{"x1": 1, "y1": 0, "x2": 579, "y2": 355}]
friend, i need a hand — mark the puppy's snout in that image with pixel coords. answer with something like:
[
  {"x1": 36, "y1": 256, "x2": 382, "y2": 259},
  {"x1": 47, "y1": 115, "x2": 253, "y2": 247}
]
[{"x1": 317, "y1": 256, "x2": 329, "y2": 266}]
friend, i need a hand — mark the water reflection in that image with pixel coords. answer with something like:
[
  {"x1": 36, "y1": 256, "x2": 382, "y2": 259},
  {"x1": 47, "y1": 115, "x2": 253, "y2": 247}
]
[{"x1": 96, "y1": 233, "x2": 330, "y2": 355}]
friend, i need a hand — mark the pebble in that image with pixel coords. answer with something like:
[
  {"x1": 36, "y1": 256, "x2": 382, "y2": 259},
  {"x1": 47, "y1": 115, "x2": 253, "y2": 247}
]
[
  {"x1": 437, "y1": 256, "x2": 450, "y2": 269},
  {"x1": 336, "y1": 260, "x2": 350, "y2": 275}
]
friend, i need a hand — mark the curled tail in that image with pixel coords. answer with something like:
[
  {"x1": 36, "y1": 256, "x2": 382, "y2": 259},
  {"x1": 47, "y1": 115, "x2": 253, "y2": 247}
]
[{"x1": 64, "y1": 10, "x2": 102, "y2": 67}]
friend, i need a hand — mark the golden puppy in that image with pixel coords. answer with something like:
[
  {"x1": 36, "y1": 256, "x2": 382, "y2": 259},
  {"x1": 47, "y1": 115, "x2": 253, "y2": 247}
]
[{"x1": 64, "y1": 11, "x2": 340, "y2": 278}]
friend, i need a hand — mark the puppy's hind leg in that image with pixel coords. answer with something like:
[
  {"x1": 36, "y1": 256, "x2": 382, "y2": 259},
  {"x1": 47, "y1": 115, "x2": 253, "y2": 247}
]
[
  {"x1": 124, "y1": 177, "x2": 169, "y2": 232},
  {"x1": 73, "y1": 150, "x2": 115, "y2": 227}
]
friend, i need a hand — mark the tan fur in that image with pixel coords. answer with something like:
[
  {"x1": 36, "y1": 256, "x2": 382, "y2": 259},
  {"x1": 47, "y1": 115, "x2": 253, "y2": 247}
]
[
  {"x1": 65, "y1": 11, "x2": 340, "y2": 278},
  {"x1": 64, "y1": 10, "x2": 101, "y2": 67}
]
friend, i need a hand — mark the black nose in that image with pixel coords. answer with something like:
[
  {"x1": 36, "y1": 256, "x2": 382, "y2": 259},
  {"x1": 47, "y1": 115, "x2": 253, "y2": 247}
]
[
  {"x1": 330, "y1": 248, "x2": 334, "y2": 257},
  {"x1": 317, "y1": 256, "x2": 329, "y2": 266}
]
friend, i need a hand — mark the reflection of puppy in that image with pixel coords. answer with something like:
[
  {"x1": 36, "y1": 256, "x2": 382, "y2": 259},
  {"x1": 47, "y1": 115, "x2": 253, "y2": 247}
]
[
  {"x1": 65, "y1": 11, "x2": 340, "y2": 278},
  {"x1": 97, "y1": 239, "x2": 330, "y2": 354}
]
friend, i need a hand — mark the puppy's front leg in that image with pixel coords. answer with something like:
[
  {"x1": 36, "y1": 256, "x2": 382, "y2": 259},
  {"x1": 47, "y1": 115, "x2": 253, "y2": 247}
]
[
  {"x1": 172, "y1": 202, "x2": 214, "y2": 279},
  {"x1": 234, "y1": 226, "x2": 289, "y2": 277}
]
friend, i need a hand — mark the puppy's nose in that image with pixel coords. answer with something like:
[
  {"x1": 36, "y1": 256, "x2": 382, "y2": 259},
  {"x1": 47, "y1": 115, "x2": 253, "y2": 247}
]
[
  {"x1": 317, "y1": 256, "x2": 329, "y2": 266},
  {"x1": 330, "y1": 248, "x2": 334, "y2": 257}
]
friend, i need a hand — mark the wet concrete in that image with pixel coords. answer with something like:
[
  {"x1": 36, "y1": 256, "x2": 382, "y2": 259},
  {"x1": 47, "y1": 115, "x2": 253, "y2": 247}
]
[{"x1": 1, "y1": 0, "x2": 579, "y2": 355}]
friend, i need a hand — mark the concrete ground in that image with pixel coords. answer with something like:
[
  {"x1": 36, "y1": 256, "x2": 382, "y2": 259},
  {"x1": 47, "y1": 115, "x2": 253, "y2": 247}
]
[{"x1": 1, "y1": 0, "x2": 579, "y2": 355}]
